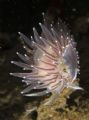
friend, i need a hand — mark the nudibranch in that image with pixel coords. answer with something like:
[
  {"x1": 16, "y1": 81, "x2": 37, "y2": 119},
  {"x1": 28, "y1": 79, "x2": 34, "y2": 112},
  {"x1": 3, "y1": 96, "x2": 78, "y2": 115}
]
[{"x1": 10, "y1": 18, "x2": 82, "y2": 105}]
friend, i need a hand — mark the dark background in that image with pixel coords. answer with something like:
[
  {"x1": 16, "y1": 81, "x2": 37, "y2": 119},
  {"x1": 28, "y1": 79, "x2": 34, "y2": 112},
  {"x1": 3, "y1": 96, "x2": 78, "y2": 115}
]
[
  {"x1": 0, "y1": 0, "x2": 89, "y2": 120},
  {"x1": 1, "y1": 0, "x2": 89, "y2": 32}
]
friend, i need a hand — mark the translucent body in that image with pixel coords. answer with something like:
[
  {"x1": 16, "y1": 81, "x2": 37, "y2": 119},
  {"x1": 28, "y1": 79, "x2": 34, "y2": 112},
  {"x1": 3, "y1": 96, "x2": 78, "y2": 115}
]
[{"x1": 10, "y1": 20, "x2": 82, "y2": 104}]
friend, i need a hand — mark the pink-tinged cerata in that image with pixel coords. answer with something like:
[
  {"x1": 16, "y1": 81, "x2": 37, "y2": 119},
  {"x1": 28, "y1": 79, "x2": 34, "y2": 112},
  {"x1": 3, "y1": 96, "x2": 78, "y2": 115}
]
[{"x1": 10, "y1": 17, "x2": 82, "y2": 105}]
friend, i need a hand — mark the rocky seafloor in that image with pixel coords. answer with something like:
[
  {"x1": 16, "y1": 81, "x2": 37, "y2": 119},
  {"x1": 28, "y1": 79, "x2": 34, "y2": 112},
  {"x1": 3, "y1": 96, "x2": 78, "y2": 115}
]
[{"x1": 0, "y1": 0, "x2": 89, "y2": 120}]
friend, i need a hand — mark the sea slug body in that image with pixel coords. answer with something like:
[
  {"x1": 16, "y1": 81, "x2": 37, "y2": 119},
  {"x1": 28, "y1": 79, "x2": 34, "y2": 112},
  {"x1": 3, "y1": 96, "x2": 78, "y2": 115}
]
[{"x1": 10, "y1": 18, "x2": 82, "y2": 105}]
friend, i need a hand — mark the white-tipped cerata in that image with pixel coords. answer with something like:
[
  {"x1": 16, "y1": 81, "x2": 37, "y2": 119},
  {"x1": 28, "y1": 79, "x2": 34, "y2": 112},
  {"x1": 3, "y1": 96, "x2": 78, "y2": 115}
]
[{"x1": 11, "y1": 18, "x2": 81, "y2": 104}]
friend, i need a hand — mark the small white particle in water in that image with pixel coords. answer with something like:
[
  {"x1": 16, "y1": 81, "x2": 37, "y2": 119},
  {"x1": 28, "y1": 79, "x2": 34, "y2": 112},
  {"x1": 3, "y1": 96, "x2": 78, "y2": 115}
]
[{"x1": 72, "y1": 8, "x2": 77, "y2": 12}]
